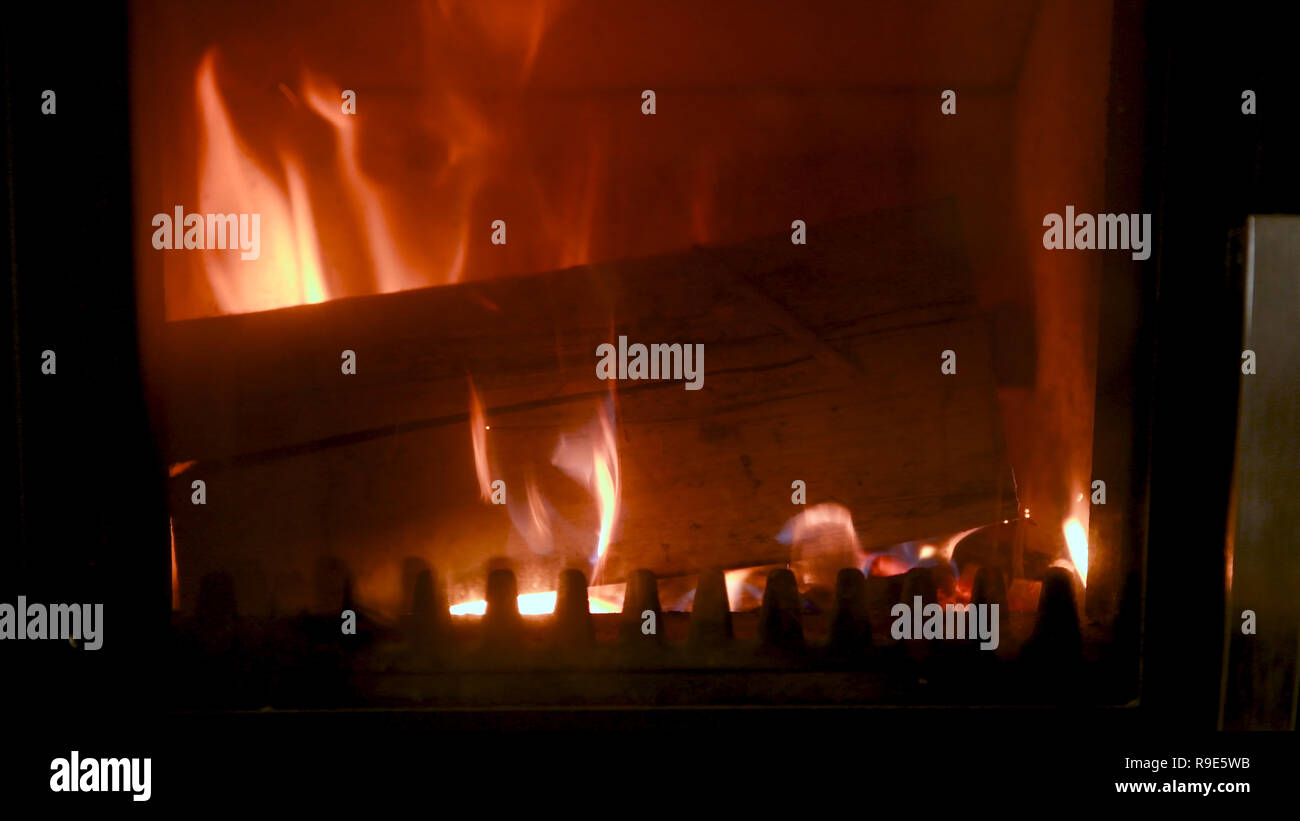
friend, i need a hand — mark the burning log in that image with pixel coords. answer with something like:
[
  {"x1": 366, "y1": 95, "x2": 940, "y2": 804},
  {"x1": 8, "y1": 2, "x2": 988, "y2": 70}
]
[{"x1": 160, "y1": 202, "x2": 1016, "y2": 614}]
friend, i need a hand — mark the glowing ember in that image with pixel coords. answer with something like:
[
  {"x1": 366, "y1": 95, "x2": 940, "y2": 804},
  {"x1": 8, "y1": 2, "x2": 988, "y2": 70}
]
[
  {"x1": 449, "y1": 582, "x2": 624, "y2": 616},
  {"x1": 867, "y1": 554, "x2": 914, "y2": 577},
  {"x1": 1063, "y1": 517, "x2": 1089, "y2": 586},
  {"x1": 862, "y1": 525, "x2": 979, "y2": 579}
]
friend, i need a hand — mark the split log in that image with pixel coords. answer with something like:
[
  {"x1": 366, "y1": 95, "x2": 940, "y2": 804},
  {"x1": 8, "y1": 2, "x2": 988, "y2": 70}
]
[{"x1": 160, "y1": 202, "x2": 1017, "y2": 614}]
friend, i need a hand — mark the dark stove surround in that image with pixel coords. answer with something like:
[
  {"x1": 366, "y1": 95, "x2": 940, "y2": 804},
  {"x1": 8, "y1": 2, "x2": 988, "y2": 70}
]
[{"x1": 3, "y1": 0, "x2": 1298, "y2": 804}]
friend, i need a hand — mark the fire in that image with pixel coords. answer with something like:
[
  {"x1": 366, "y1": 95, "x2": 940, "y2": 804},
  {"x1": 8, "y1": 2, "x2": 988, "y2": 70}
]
[
  {"x1": 1063, "y1": 517, "x2": 1089, "y2": 586},
  {"x1": 196, "y1": 50, "x2": 329, "y2": 314},
  {"x1": 449, "y1": 582, "x2": 624, "y2": 616},
  {"x1": 519, "y1": 478, "x2": 553, "y2": 551},
  {"x1": 191, "y1": 47, "x2": 483, "y2": 317},
  {"x1": 592, "y1": 421, "x2": 620, "y2": 566},
  {"x1": 183, "y1": 4, "x2": 601, "y2": 319},
  {"x1": 301, "y1": 78, "x2": 425, "y2": 293},
  {"x1": 724, "y1": 569, "x2": 750, "y2": 609},
  {"x1": 867, "y1": 554, "x2": 914, "y2": 577},
  {"x1": 776, "y1": 502, "x2": 862, "y2": 552},
  {"x1": 552, "y1": 398, "x2": 621, "y2": 581},
  {"x1": 938, "y1": 526, "x2": 980, "y2": 561},
  {"x1": 455, "y1": 391, "x2": 623, "y2": 615},
  {"x1": 468, "y1": 378, "x2": 493, "y2": 501},
  {"x1": 177, "y1": 1, "x2": 749, "y2": 320},
  {"x1": 169, "y1": 517, "x2": 179, "y2": 612}
]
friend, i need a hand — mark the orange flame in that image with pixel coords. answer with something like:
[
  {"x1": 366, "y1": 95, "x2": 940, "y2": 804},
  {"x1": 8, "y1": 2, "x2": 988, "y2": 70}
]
[
  {"x1": 723, "y1": 568, "x2": 766, "y2": 611},
  {"x1": 468, "y1": 378, "x2": 493, "y2": 501},
  {"x1": 520, "y1": 477, "x2": 553, "y2": 551},
  {"x1": 592, "y1": 408, "x2": 621, "y2": 569},
  {"x1": 196, "y1": 50, "x2": 329, "y2": 313},
  {"x1": 777, "y1": 502, "x2": 862, "y2": 552},
  {"x1": 169, "y1": 517, "x2": 180, "y2": 612},
  {"x1": 937, "y1": 526, "x2": 981, "y2": 562},
  {"x1": 1063, "y1": 517, "x2": 1089, "y2": 586},
  {"x1": 552, "y1": 399, "x2": 621, "y2": 581},
  {"x1": 449, "y1": 582, "x2": 624, "y2": 616},
  {"x1": 460, "y1": 390, "x2": 623, "y2": 610},
  {"x1": 301, "y1": 78, "x2": 425, "y2": 294},
  {"x1": 172, "y1": 4, "x2": 753, "y2": 320},
  {"x1": 193, "y1": 48, "x2": 484, "y2": 317}
]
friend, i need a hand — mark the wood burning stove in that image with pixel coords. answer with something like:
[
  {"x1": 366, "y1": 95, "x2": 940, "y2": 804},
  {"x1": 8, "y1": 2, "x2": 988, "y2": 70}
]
[
  {"x1": 126, "y1": 0, "x2": 1143, "y2": 710},
  {"x1": 3, "y1": 0, "x2": 1297, "y2": 804}
]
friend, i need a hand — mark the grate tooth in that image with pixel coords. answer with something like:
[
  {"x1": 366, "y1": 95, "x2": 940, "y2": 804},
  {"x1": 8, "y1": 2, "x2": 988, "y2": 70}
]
[
  {"x1": 554, "y1": 568, "x2": 596, "y2": 650},
  {"x1": 482, "y1": 567, "x2": 524, "y2": 651},
  {"x1": 619, "y1": 569, "x2": 664, "y2": 645},
  {"x1": 313, "y1": 555, "x2": 351, "y2": 615},
  {"x1": 900, "y1": 566, "x2": 939, "y2": 606},
  {"x1": 688, "y1": 568, "x2": 733, "y2": 649},
  {"x1": 1024, "y1": 567, "x2": 1083, "y2": 668},
  {"x1": 971, "y1": 566, "x2": 1008, "y2": 612},
  {"x1": 898, "y1": 567, "x2": 938, "y2": 663},
  {"x1": 757, "y1": 568, "x2": 804, "y2": 653},
  {"x1": 409, "y1": 567, "x2": 449, "y2": 652},
  {"x1": 827, "y1": 567, "x2": 870, "y2": 658}
]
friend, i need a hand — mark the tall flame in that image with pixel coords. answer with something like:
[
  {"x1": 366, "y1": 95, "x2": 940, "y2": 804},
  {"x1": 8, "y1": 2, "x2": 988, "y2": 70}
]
[
  {"x1": 192, "y1": 48, "x2": 485, "y2": 318},
  {"x1": 468, "y1": 378, "x2": 493, "y2": 501},
  {"x1": 552, "y1": 399, "x2": 621, "y2": 580},
  {"x1": 592, "y1": 407, "x2": 621, "y2": 569},
  {"x1": 301, "y1": 78, "x2": 424, "y2": 293},
  {"x1": 196, "y1": 50, "x2": 329, "y2": 313},
  {"x1": 169, "y1": 517, "x2": 180, "y2": 612},
  {"x1": 1063, "y1": 517, "x2": 1089, "y2": 586},
  {"x1": 519, "y1": 477, "x2": 553, "y2": 553},
  {"x1": 454, "y1": 390, "x2": 622, "y2": 613}
]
